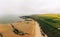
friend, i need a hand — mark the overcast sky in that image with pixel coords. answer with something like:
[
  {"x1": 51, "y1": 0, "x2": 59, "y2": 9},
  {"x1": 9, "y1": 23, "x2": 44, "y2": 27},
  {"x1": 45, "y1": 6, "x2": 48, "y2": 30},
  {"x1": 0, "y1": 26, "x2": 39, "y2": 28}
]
[{"x1": 0, "y1": 0, "x2": 60, "y2": 16}]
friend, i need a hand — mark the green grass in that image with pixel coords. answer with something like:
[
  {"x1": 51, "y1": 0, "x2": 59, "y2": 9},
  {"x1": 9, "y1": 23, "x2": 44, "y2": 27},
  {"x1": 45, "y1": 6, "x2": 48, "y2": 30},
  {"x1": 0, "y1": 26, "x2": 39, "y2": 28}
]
[{"x1": 30, "y1": 14, "x2": 60, "y2": 37}]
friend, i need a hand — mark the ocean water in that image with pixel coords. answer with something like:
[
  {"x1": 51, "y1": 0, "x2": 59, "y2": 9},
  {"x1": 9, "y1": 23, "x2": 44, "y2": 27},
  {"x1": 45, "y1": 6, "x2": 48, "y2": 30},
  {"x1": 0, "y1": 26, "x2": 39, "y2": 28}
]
[{"x1": 0, "y1": 15, "x2": 21, "y2": 24}]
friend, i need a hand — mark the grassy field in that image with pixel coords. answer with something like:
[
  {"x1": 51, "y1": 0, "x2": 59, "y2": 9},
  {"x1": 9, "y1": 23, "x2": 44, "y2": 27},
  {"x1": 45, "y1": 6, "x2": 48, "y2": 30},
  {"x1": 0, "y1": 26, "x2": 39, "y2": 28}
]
[{"x1": 30, "y1": 14, "x2": 60, "y2": 37}]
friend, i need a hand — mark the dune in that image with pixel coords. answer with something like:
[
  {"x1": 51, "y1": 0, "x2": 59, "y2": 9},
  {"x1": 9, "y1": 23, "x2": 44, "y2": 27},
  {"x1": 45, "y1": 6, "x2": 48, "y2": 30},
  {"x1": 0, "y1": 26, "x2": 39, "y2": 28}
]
[{"x1": 0, "y1": 18, "x2": 47, "y2": 37}]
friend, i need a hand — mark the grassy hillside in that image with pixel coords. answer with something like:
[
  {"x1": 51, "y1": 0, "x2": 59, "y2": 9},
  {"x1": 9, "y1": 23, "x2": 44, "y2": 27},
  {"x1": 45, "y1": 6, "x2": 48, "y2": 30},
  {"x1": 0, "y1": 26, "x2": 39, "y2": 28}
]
[{"x1": 30, "y1": 14, "x2": 60, "y2": 37}]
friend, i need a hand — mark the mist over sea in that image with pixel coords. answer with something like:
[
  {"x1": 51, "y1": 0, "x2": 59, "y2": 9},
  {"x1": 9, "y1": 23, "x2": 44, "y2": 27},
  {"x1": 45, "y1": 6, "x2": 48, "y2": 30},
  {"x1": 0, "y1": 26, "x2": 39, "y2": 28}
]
[{"x1": 0, "y1": 14, "x2": 21, "y2": 24}]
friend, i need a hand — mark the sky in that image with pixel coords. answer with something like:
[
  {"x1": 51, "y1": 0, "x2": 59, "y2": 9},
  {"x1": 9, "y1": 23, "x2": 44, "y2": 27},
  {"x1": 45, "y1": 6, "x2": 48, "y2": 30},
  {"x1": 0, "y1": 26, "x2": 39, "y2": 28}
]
[{"x1": 0, "y1": 0, "x2": 60, "y2": 16}]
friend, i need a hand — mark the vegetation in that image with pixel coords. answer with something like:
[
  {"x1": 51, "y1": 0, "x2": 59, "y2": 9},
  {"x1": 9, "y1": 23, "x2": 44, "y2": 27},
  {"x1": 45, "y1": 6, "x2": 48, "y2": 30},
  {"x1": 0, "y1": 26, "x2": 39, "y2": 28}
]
[
  {"x1": 30, "y1": 14, "x2": 60, "y2": 37},
  {"x1": 0, "y1": 33, "x2": 3, "y2": 37},
  {"x1": 11, "y1": 24, "x2": 29, "y2": 36}
]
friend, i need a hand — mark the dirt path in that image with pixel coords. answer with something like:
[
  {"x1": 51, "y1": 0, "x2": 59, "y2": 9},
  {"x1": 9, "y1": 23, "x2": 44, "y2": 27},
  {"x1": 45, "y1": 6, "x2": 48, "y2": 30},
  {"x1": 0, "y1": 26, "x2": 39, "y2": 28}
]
[{"x1": 35, "y1": 22, "x2": 47, "y2": 37}]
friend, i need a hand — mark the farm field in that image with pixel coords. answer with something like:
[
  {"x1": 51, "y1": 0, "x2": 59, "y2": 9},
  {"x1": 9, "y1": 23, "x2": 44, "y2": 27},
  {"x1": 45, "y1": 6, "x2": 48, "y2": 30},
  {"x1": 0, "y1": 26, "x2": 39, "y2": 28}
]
[{"x1": 30, "y1": 14, "x2": 60, "y2": 37}]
